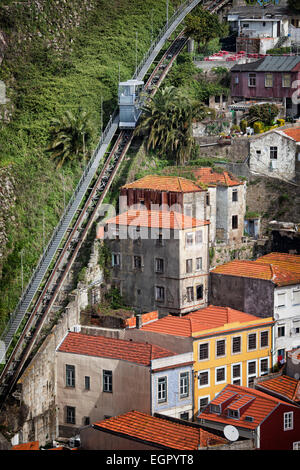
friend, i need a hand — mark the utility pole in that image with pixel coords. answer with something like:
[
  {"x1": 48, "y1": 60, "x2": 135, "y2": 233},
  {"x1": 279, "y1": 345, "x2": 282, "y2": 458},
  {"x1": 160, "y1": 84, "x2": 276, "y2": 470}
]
[
  {"x1": 100, "y1": 96, "x2": 103, "y2": 135},
  {"x1": 136, "y1": 31, "x2": 138, "y2": 72},
  {"x1": 166, "y1": 0, "x2": 169, "y2": 25}
]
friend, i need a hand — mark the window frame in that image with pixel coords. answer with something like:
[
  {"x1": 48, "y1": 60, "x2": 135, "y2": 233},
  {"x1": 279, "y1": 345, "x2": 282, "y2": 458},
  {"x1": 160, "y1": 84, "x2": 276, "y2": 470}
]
[
  {"x1": 186, "y1": 286, "x2": 194, "y2": 302},
  {"x1": 284, "y1": 411, "x2": 294, "y2": 431},
  {"x1": 247, "y1": 332, "x2": 257, "y2": 352},
  {"x1": 84, "y1": 375, "x2": 90, "y2": 391},
  {"x1": 179, "y1": 371, "x2": 190, "y2": 399},
  {"x1": 185, "y1": 232, "x2": 194, "y2": 246},
  {"x1": 155, "y1": 286, "x2": 165, "y2": 302},
  {"x1": 198, "y1": 369, "x2": 210, "y2": 388},
  {"x1": 198, "y1": 341, "x2": 209, "y2": 361},
  {"x1": 112, "y1": 252, "x2": 121, "y2": 267},
  {"x1": 215, "y1": 366, "x2": 226, "y2": 385},
  {"x1": 232, "y1": 188, "x2": 238, "y2": 202},
  {"x1": 196, "y1": 257, "x2": 202, "y2": 271},
  {"x1": 231, "y1": 362, "x2": 242, "y2": 385},
  {"x1": 259, "y1": 357, "x2": 269, "y2": 376},
  {"x1": 186, "y1": 258, "x2": 193, "y2": 274},
  {"x1": 66, "y1": 364, "x2": 75, "y2": 388},
  {"x1": 282, "y1": 73, "x2": 291, "y2": 88},
  {"x1": 232, "y1": 335, "x2": 242, "y2": 355},
  {"x1": 155, "y1": 258, "x2": 164, "y2": 274},
  {"x1": 265, "y1": 73, "x2": 273, "y2": 88},
  {"x1": 260, "y1": 330, "x2": 269, "y2": 348},
  {"x1": 133, "y1": 255, "x2": 142, "y2": 270},
  {"x1": 195, "y1": 230, "x2": 203, "y2": 244},
  {"x1": 216, "y1": 338, "x2": 226, "y2": 358},
  {"x1": 66, "y1": 406, "x2": 76, "y2": 425},
  {"x1": 157, "y1": 376, "x2": 168, "y2": 403},
  {"x1": 196, "y1": 284, "x2": 203, "y2": 300},
  {"x1": 103, "y1": 370, "x2": 113, "y2": 393},
  {"x1": 199, "y1": 395, "x2": 210, "y2": 412},
  {"x1": 232, "y1": 215, "x2": 238, "y2": 230},
  {"x1": 248, "y1": 72, "x2": 256, "y2": 87},
  {"x1": 270, "y1": 146, "x2": 278, "y2": 160}
]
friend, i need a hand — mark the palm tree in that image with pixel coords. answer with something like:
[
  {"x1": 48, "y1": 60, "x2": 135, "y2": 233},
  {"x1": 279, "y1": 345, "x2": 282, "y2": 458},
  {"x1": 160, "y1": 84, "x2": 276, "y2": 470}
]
[
  {"x1": 46, "y1": 109, "x2": 93, "y2": 169},
  {"x1": 135, "y1": 86, "x2": 209, "y2": 165}
]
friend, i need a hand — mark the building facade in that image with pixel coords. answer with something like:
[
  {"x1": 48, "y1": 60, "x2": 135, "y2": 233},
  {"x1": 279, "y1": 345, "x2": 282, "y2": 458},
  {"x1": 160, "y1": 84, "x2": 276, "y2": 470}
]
[{"x1": 97, "y1": 209, "x2": 210, "y2": 316}]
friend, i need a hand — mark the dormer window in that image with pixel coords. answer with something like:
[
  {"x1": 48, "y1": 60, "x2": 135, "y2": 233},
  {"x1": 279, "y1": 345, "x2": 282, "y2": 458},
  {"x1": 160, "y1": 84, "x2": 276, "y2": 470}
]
[
  {"x1": 227, "y1": 409, "x2": 239, "y2": 419},
  {"x1": 210, "y1": 404, "x2": 221, "y2": 414}
]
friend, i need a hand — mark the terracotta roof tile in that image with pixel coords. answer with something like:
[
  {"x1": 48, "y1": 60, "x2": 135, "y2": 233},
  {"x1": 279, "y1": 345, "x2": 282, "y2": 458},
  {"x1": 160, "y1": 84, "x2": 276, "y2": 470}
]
[
  {"x1": 212, "y1": 256, "x2": 300, "y2": 287},
  {"x1": 58, "y1": 332, "x2": 176, "y2": 366},
  {"x1": 192, "y1": 167, "x2": 243, "y2": 187},
  {"x1": 281, "y1": 127, "x2": 300, "y2": 142},
  {"x1": 198, "y1": 384, "x2": 298, "y2": 429},
  {"x1": 121, "y1": 175, "x2": 204, "y2": 193},
  {"x1": 141, "y1": 305, "x2": 272, "y2": 337},
  {"x1": 11, "y1": 441, "x2": 39, "y2": 450},
  {"x1": 257, "y1": 375, "x2": 300, "y2": 403},
  {"x1": 93, "y1": 411, "x2": 227, "y2": 450},
  {"x1": 103, "y1": 209, "x2": 209, "y2": 230}
]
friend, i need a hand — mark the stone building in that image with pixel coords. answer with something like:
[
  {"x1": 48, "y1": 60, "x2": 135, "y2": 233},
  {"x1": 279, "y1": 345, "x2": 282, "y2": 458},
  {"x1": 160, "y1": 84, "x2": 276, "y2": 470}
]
[
  {"x1": 209, "y1": 252, "x2": 300, "y2": 364},
  {"x1": 249, "y1": 127, "x2": 300, "y2": 181},
  {"x1": 56, "y1": 331, "x2": 194, "y2": 437},
  {"x1": 97, "y1": 209, "x2": 210, "y2": 316}
]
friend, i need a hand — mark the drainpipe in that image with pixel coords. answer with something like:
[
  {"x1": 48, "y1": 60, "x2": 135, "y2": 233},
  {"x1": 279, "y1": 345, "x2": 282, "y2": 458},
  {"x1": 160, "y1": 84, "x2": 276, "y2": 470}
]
[{"x1": 136, "y1": 314, "x2": 142, "y2": 329}]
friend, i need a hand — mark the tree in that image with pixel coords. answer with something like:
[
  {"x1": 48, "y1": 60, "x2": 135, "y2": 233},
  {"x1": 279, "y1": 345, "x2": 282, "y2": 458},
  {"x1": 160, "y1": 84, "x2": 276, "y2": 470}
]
[
  {"x1": 134, "y1": 86, "x2": 209, "y2": 165},
  {"x1": 287, "y1": 0, "x2": 300, "y2": 12},
  {"x1": 184, "y1": 7, "x2": 227, "y2": 52},
  {"x1": 248, "y1": 103, "x2": 280, "y2": 126},
  {"x1": 46, "y1": 109, "x2": 93, "y2": 169}
]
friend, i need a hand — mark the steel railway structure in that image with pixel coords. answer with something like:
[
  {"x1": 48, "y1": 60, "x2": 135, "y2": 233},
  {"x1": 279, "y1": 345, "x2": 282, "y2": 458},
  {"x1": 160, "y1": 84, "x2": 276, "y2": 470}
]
[{"x1": 0, "y1": 0, "x2": 232, "y2": 405}]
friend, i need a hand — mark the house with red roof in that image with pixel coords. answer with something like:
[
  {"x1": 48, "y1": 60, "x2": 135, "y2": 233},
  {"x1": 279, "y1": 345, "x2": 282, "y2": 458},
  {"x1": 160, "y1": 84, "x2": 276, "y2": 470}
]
[
  {"x1": 255, "y1": 373, "x2": 300, "y2": 406},
  {"x1": 123, "y1": 304, "x2": 273, "y2": 419},
  {"x1": 56, "y1": 331, "x2": 194, "y2": 437},
  {"x1": 79, "y1": 411, "x2": 236, "y2": 450},
  {"x1": 248, "y1": 126, "x2": 300, "y2": 181},
  {"x1": 96, "y1": 208, "x2": 210, "y2": 316},
  {"x1": 210, "y1": 252, "x2": 300, "y2": 364},
  {"x1": 198, "y1": 383, "x2": 300, "y2": 450}
]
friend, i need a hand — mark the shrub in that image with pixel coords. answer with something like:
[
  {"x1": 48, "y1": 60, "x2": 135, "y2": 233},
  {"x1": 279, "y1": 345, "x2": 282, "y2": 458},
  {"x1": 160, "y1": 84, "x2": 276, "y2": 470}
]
[{"x1": 253, "y1": 121, "x2": 264, "y2": 134}]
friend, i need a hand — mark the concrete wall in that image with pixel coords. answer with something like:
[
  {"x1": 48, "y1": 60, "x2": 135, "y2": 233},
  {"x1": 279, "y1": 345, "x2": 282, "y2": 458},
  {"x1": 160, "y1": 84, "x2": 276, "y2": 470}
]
[
  {"x1": 274, "y1": 284, "x2": 300, "y2": 360},
  {"x1": 56, "y1": 351, "x2": 151, "y2": 437},
  {"x1": 249, "y1": 132, "x2": 296, "y2": 181},
  {"x1": 216, "y1": 183, "x2": 246, "y2": 244},
  {"x1": 209, "y1": 273, "x2": 274, "y2": 317},
  {"x1": 18, "y1": 291, "x2": 85, "y2": 445}
]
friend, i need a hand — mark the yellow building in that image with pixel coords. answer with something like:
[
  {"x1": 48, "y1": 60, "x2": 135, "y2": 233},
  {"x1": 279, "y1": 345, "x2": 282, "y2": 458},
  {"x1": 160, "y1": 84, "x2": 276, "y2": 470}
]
[{"x1": 141, "y1": 305, "x2": 274, "y2": 418}]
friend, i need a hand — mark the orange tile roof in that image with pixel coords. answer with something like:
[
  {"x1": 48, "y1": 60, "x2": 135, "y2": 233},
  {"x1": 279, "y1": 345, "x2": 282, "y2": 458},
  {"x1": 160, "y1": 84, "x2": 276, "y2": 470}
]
[
  {"x1": 141, "y1": 305, "x2": 272, "y2": 337},
  {"x1": 192, "y1": 167, "x2": 243, "y2": 187},
  {"x1": 58, "y1": 332, "x2": 176, "y2": 366},
  {"x1": 104, "y1": 209, "x2": 209, "y2": 230},
  {"x1": 281, "y1": 127, "x2": 300, "y2": 142},
  {"x1": 121, "y1": 175, "x2": 204, "y2": 193},
  {"x1": 212, "y1": 256, "x2": 300, "y2": 287},
  {"x1": 257, "y1": 375, "x2": 300, "y2": 403},
  {"x1": 198, "y1": 384, "x2": 298, "y2": 429},
  {"x1": 256, "y1": 253, "x2": 300, "y2": 275},
  {"x1": 93, "y1": 411, "x2": 227, "y2": 450},
  {"x1": 11, "y1": 441, "x2": 39, "y2": 450}
]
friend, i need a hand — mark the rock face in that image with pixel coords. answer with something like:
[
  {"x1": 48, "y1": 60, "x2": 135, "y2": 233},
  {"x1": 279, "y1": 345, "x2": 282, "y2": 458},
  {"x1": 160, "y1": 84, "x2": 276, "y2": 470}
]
[{"x1": 0, "y1": 166, "x2": 16, "y2": 277}]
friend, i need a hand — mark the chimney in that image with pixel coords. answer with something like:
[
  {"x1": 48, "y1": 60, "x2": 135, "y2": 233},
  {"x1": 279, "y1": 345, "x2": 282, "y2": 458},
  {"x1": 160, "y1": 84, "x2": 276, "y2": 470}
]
[{"x1": 136, "y1": 314, "x2": 142, "y2": 329}]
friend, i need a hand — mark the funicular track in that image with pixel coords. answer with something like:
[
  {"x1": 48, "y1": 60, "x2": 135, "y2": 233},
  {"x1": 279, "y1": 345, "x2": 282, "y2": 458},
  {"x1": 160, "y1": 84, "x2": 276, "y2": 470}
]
[{"x1": 0, "y1": 0, "x2": 231, "y2": 406}]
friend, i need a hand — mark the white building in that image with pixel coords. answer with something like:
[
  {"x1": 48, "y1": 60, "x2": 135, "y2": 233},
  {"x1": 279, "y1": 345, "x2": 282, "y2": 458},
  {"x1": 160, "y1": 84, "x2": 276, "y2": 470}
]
[{"x1": 249, "y1": 127, "x2": 300, "y2": 181}]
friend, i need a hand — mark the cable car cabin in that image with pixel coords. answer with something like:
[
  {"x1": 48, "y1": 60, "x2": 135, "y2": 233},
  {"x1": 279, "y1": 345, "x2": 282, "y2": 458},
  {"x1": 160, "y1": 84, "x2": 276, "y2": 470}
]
[{"x1": 118, "y1": 79, "x2": 144, "y2": 129}]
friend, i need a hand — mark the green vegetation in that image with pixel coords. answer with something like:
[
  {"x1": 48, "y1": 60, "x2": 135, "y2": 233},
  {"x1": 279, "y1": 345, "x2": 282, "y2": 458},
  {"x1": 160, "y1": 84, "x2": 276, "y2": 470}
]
[
  {"x1": 134, "y1": 85, "x2": 210, "y2": 165},
  {"x1": 248, "y1": 103, "x2": 280, "y2": 126},
  {"x1": 0, "y1": 0, "x2": 178, "y2": 331},
  {"x1": 287, "y1": 0, "x2": 300, "y2": 12},
  {"x1": 185, "y1": 6, "x2": 228, "y2": 52},
  {"x1": 266, "y1": 46, "x2": 291, "y2": 55}
]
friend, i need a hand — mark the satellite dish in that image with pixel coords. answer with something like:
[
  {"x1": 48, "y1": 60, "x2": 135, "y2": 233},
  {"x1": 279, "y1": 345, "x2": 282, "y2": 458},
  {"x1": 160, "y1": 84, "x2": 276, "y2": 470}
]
[{"x1": 223, "y1": 425, "x2": 239, "y2": 442}]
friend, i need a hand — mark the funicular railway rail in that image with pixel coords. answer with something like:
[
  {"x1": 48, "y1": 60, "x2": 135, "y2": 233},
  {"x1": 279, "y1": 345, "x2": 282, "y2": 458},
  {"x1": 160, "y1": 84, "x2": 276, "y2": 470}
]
[{"x1": 0, "y1": 0, "x2": 231, "y2": 405}]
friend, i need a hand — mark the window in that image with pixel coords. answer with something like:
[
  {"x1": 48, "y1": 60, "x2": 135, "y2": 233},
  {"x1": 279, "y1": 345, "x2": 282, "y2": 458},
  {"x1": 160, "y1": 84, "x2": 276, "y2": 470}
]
[
  {"x1": 196, "y1": 257, "x2": 202, "y2": 271},
  {"x1": 112, "y1": 253, "x2": 120, "y2": 267},
  {"x1": 186, "y1": 259, "x2": 193, "y2": 273},
  {"x1": 133, "y1": 255, "x2": 142, "y2": 269},
  {"x1": 180, "y1": 372, "x2": 189, "y2": 398},
  {"x1": 186, "y1": 286, "x2": 194, "y2": 302},
  {"x1": 234, "y1": 75, "x2": 239, "y2": 85},
  {"x1": 216, "y1": 339, "x2": 226, "y2": 358},
  {"x1": 199, "y1": 396, "x2": 209, "y2": 412},
  {"x1": 270, "y1": 146, "x2": 278, "y2": 160},
  {"x1": 103, "y1": 370, "x2": 112, "y2": 393},
  {"x1": 282, "y1": 73, "x2": 291, "y2": 88},
  {"x1": 260, "y1": 330, "x2": 269, "y2": 348},
  {"x1": 215, "y1": 367, "x2": 226, "y2": 383},
  {"x1": 84, "y1": 416, "x2": 90, "y2": 426},
  {"x1": 256, "y1": 150, "x2": 261, "y2": 158},
  {"x1": 247, "y1": 360, "x2": 257, "y2": 387},
  {"x1": 248, "y1": 333, "x2": 257, "y2": 351},
  {"x1": 228, "y1": 409, "x2": 239, "y2": 419},
  {"x1": 66, "y1": 365, "x2": 75, "y2": 388},
  {"x1": 199, "y1": 370, "x2": 209, "y2": 387},
  {"x1": 232, "y1": 336, "x2": 241, "y2": 354},
  {"x1": 260, "y1": 358, "x2": 269, "y2": 376},
  {"x1": 265, "y1": 73, "x2": 273, "y2": 87},
  {"x1": 158, "y1": 376, "x2": 167, "y2": 403},
  {"x1": 277, "y1": 292, "x2": 286, "y2": 307},
  {"x1": 232, "y1": 215, "x2": 238, "y2": 230},
  {"x1": 156, "y1": 232, "x2": 164, "y2": 246},
  {"x1": 284, "y1": 412, "x2": 293, "y2": 431},
  {"x1": 243, "y1": 23, "x2": 249, "y2": 28},
  {"x1": 84, "y1": 376, "x2": 90, "y2": 390},
  {"x1": 199, "y1": 342, "x2": 209, "y2": 361},
  {"x1": 206, "y1": 193, "x2": 210, "y2": 206},
  {"x1": 185, "y1": 232, "x2": 193, "y2": 246},
  {"x1": 232, "y1": 189, "x2": 238, "y2": 202},
  {"x1": 184, "y1": 204, "x2": 192, "y2": 217},
  {"x1": 293, "y1": 441, "x2": 300, "y2": 450},
  {"x1": 215, "y1": 95, "x2": 220, "y2": 103},
  {"x1": 232, "y1": 363, "x2": 241, "y2": 385},
  {"x1": 196, "y1": 284, "x2": 203, "y2": 300},
  {"x1": 210, "y1": 404, "x2": 221, "y2": 414},
  {"x1": 155, "y1": 258, "x2": 164, "y2": 273},
  {"x1": 155, "y1": 286, "x2": 165, "y2": 302},
  {"x1": 248, "y1": 73, "x2": 256, "y2": 87},
  {"x1": 278, "y1": 326, "x2": 285, "y2": 337},
  {"x1": 180, "y1": 412, "x2": 189, "y2": 421},
  {"x1": 292, "y1": 289, "x2": 300, "y2": 305},
  {"x1": 195, "y1": 230, "x2": 203, "y2": 244},
  {"x1": 66, "y1": 406, "x2": 76, "y2": 424}
]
